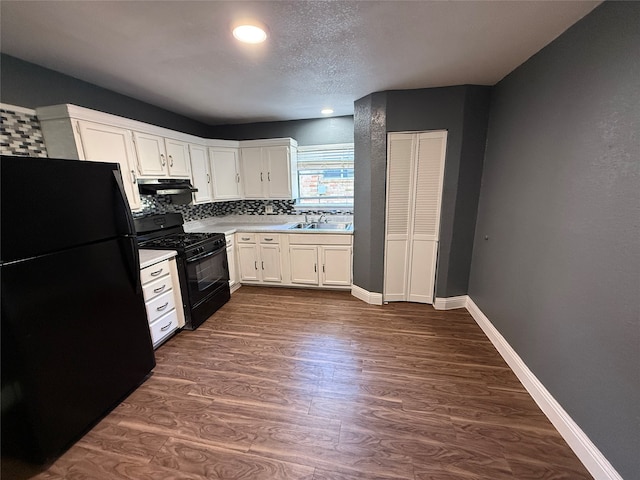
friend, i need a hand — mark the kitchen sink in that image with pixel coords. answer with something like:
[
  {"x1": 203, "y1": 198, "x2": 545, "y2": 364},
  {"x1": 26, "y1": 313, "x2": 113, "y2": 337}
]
[{"x1": 288, "y1": 222, "x2": 352, "y2": 231}]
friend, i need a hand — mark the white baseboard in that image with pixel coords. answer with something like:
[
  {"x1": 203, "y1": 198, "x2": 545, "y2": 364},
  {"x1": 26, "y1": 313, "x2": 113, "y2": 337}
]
[
  {"x1": 351, "y1": 285, "x2": 383, "y2": 305},
  {"x1": 465, "y1": 297, "x2": 622, "y2": 480},
  {"x1": 433, "y1": 295, "x2": 467, "y2": 310}
]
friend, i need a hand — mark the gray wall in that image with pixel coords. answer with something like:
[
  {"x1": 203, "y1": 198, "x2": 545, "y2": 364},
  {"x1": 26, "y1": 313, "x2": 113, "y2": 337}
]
[
  {"x1": 0, "y1": 54, "x2": 211, "y2": 137},
  {"x1": 353, "y1": 93, "x2": 387, "y2": 292},
  {"x1": 353, "y1": 85, "x2": 490, "y2": 297},
  {"x1": 0, "y1": 54, "x2": 354, "y2": 146},
  {"x1": 468, "y1": 2, "x2": 639, "y2": 478},
  {"x1": 207, "y1": 116, "x2": 354, "y2": 147}
]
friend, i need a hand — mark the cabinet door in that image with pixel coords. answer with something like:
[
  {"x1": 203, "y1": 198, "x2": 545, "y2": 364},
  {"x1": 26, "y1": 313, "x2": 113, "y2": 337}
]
[
  {"x1": 132, "y1": 132, "x2": 167, "y2": 176},
  {"x1": 265, "y1": 146, "x2": 292, "y2": 198},
  {"x1": 240, "y1": 147, "x2": 264, "y2": 199},
  {"x1": 189, "y1": 144, "x2": 212, "y2": 204},
  {"x1": 289, "y1": 246, "x2": 319, "y2": 285},
  {"x1": 321, "y1": 246, "x2": 352, "y2": 286},
  {"x1": 237, "y1": 243, "x2": 260, "y2": 282},
  {"x1": 210, "y1": 147, "x2": 242, "y2": 200},
  {"x1": 77, "y1": 120, "x2": 142, "y2": 211},
  {"x1": 259, "y1": 244, "x2": 282, "y2": 283},
  {"x1": 165, "y1": 139, "x2": 191, "y2": 177}
]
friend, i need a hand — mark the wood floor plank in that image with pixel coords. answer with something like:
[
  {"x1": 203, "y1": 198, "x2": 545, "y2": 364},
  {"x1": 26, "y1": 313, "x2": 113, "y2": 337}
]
[
  {"x1": 151, "y1": 437, "x2": 315, "y2": 480},
  {"x1": 3, "y1": 286, "x2": 592, "y2": 480}
]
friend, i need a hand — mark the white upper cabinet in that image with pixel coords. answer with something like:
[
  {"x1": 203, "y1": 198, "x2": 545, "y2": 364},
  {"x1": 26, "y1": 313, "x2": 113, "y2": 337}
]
[
  {"x1": 132, "y1": 132, "x2": 190, "y2": 178},
  {"x1": 189, "y1": 144, "x2": 212, "y2": 204},
  {"x1": 164, "y1": 139, "x2": 191, "y2": 177},
  {"x1": 240, "y1": 147, "x2": 264, "y2": 199},
  {"x1": 210, "y1": 147, "x2": 242, "y2": 201},
  {"x1": 265, "y1": 146, "x2": 294, "y2": 198},
  {"x1": 240, "y1": 140, "x2": 297, "y2": 200},
  {"x1": 36, "y1": 105, "x2": 298, "y2": 206},
  {"x1": 76, "y1": 120, "x2": 142, "y2": 211}
]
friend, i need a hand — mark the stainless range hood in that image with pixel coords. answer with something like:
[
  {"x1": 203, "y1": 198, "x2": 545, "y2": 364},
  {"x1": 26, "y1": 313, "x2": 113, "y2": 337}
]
[{"x1": 137, "y1": 178, "x2": 197, "y2": 204}]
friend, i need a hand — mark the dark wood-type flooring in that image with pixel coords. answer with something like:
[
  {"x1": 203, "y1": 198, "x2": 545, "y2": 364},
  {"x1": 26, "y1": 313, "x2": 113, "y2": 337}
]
[{"x1": 4, "y1": 286, "x2": 593, "y2": 479}]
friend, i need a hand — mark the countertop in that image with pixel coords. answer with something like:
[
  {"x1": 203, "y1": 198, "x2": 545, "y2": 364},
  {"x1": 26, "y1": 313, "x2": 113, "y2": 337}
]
[
  {"x1": 139, "y1": 249, "x2": 177, "y2": 269},
  {"x1": 184, "y1": 214, "x2": 354, "y2": 236}
]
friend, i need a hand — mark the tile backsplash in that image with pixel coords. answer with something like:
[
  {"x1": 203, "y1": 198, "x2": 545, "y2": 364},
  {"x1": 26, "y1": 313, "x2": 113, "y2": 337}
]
[
  {"x1": 0, "y1": 105, "x2": 48, "y2": 157},
  {"x1": 135, "y1": 196, "x2": 297, "y2": 221}
]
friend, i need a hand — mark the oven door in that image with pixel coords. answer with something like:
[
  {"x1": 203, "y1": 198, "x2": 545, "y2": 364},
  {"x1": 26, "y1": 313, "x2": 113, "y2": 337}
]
[{"x1": 184, "y1": 245, "x2": 229, "y2": 308}]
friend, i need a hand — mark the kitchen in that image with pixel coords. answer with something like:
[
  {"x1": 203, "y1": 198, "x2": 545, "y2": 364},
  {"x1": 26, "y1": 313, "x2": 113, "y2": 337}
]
[{"x1": 1, "y1": 1, "x2": 638, "y2": 479}]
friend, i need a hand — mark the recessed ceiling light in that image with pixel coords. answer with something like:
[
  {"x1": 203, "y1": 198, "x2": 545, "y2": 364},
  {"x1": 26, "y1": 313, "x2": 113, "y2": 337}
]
[
  {"x1": 321, "y1": 108, "x2": 334, "y2": 115},
  {"x1": 232, "y1": 24, "x2": 267, "y2": 44}
]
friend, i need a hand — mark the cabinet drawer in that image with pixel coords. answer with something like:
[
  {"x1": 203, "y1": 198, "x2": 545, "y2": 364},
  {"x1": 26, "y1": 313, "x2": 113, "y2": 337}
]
[
  {"x1": 141, "y1": 259, "x2": 170, "y2": 284},
  {"x1": 149, "y1": 309, "x2": 178, "y2": 346},
  {"x1": 142, "y1": 275, "x2": 173, "y2": 302},
  {"x1": 259, "y1": 233, "x2": 280, "y2": 244},
  {"x1": 236, "y1": 233, "x2": 256, "y2": 244},
  {"x1": 145, "y1": 290, "x2": 175, "y2": 323}
]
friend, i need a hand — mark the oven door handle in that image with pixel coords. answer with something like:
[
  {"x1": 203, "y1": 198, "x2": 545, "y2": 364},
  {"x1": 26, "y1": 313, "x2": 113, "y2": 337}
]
[{"x1": 186, "y1": 245, "x2": 226, "y2": 264}]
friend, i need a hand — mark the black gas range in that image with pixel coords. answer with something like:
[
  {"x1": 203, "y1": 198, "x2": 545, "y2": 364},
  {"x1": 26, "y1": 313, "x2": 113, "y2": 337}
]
[{"x1": 135, "y1": 213, "x2": 230, "y2": 330}]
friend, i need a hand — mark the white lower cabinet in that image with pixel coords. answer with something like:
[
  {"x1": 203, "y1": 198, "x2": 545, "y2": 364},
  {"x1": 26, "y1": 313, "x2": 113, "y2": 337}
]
[
  {"x1": 231, "y1": 232, "x2": 353, "y2": 290},
  {"x1": 140, "y1": 257, "x2": 185, "y2": 348},
  {"x1": 287, "y1": 234, "x2": 353, "y2": 288},
  {"x1": 226, "y1": 234, "x2": 239, "y2": 291},
  {"x1": 289, "y1": 244, "x2": 352, "y2": 287},
  {"x1": 320, "y1": 246, "x2": 353, "y2": 286},
  {"x1": 236, "y1": 233, "x2": 282, "y2": 284},
  {"x1": 289, "y1": 245, "x2": 319, "y2": 284}
]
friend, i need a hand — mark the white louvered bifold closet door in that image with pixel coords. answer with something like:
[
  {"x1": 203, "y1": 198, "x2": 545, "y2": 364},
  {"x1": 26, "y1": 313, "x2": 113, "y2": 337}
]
[
  {"x1": 384, "y1": 131, "x2": 447, "y2": 304},
  {"x1": 383, "y1": 135, "x2": 415, "y2": 301}
]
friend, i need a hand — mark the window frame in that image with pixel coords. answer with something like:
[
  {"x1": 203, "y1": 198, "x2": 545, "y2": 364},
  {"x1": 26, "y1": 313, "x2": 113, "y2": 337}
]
[{"x1": 295, "y1": 143, "x2": 354, "y2": 208}]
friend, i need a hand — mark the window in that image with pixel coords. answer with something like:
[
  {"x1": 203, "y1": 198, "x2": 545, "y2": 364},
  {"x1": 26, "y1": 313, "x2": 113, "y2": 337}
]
[{"x1": 296, "y1": 143, "x2": 354, "y2": 206}]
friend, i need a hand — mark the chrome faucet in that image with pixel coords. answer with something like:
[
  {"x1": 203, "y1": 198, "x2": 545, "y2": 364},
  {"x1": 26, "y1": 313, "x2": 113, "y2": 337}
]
[{"x1": 318, "y1": 214, "x2": 327, "y2": 223}]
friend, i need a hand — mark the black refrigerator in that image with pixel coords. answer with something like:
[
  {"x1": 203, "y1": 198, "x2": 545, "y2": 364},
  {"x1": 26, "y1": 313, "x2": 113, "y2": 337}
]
[{"x1": 1, "y1": 156, "x2": 156, "y2": 464}]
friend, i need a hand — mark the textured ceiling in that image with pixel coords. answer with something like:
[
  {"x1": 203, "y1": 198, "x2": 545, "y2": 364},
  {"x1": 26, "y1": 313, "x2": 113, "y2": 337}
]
[{"x1": 0, "y1": 1, "x2": 600, "y2": 125}]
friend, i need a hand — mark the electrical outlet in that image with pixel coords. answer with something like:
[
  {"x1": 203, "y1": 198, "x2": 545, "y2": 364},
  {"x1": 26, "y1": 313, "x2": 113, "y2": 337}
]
[{"x1": 265, "y1": 205, "x2": 274, "y2": 214}]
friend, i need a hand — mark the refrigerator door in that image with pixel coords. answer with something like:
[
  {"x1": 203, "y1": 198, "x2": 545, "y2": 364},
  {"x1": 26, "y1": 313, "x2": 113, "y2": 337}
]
[
  {"x1": 1, "y1": 156, "x2": 135, "y2": 263},
  {"x1": 0, "y1": 239, "x2": 155, "y2": 463}
]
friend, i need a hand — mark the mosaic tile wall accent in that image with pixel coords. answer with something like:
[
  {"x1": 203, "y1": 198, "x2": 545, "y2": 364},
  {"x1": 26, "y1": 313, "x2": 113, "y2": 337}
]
[
  {"x1": 0, "y1": 107, "x2": 48, "y2": 157},
  {"x1": 134, "y1": 196, "x2": 297, "y2": 221}
]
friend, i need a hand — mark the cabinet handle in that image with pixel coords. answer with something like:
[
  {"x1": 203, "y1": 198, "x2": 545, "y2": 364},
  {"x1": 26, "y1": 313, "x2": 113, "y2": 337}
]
[
  {"x1": 169, "y1": 155, "x2": 174, "y2": 167},
  {"x1": 260, "y1": 172, "x2": 264, "y2": 182},
  {"x1": 268, "y1": 172, "x2": 271, "y2": 181},
  {"x1": 156, "y1": 302, "x2": 169, "y2": 311},
  {"x1": 261, "y1": 261, "x2": 264, "y2": 270},
  {"x1": 254, "y1": 261, "x2": 258, "y2": 270},
  {"x1": 150, "y1": 268, "x2": 163, "y2": 277},
  {"x1": 314, "y1": 264, "x2": 317, "y2": 273},
  {"x1": 153, "y1": 285, "x2": 167, "y2": 294},
  {"x1": 160, "y1": 322, "x2": 173, "y2": 331},
  {"x1": 207, "y1": 173, "x2": 211, "y2": 184},
  {"x1": 322, "y1": 265, "x2": 325, "y2": 273},
  {"x1": 241, "y1": 237, "x2": 251, "y2": 241},
  {"x1": 131, "y1": 170, "x2": 137, "y2": 184},
  {"x1": 236, "y1": 173, "x2": 240, "y2": 183},
  {"x1": 264, "y1": 238, "x2": 273, "y2": 242},
  {"x1": 160, "y1": 154, "x2": 166, "y2": 166}
]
